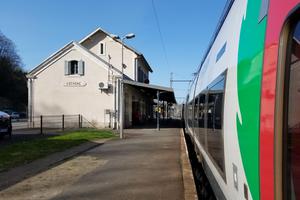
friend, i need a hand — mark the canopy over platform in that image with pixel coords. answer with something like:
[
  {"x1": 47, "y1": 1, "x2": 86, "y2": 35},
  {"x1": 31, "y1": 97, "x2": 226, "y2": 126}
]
[{"x1": 123, "y1": 80, "x2": 176, "y2": 104}]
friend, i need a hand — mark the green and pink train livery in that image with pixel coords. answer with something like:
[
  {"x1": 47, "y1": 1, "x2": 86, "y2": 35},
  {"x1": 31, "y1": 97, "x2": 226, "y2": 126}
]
[{"x1": 185, "y1": 0, "x2": 300, "y2": 199}]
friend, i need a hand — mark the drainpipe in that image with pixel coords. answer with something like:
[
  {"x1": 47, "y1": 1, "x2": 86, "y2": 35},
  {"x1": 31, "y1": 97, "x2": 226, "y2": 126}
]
[
  {"x1": 134, "y1": 58, "x2": 138, "y2": 81},
  {"x1": 27, "y1": 77, "x2": 35, "y2": 128},
  {"x1": 27, "y1": 78, "x2": 31, "y2": 127}
]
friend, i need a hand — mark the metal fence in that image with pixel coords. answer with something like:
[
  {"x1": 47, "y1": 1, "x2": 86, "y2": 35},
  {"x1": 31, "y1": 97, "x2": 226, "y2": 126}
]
[{"x1": 12, "y1": 114, "x2": 96, "y2": 134}]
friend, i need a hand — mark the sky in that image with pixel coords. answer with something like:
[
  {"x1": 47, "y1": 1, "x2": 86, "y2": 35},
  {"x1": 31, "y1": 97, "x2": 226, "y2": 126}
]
[{"x1": 0, "y1": 0, "x2": 227, "y2": 103}]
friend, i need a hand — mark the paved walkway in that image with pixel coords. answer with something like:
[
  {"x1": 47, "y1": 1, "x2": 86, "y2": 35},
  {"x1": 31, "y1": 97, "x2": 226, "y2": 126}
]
[{"x1": 0, "y1": 128, "x2": 184, "y2": 200}]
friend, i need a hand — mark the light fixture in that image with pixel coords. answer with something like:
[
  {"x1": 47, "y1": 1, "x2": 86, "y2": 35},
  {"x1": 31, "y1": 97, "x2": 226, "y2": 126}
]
[{"x1": 125, "y1": 33, "x2": 135, "y2": 39}]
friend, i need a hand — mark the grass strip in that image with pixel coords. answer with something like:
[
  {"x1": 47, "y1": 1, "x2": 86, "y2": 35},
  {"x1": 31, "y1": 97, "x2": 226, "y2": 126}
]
[{"x1": 0, "y1": 129, "x2": 115, "y2": 172}]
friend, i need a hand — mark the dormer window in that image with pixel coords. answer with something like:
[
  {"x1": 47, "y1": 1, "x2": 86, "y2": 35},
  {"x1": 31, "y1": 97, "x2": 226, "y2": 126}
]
[
  {"x1": 100, "y1": 42, "x2": 105, "y2": 55},
  {"x1": 65, "y1": 60, "x2": 85, "y2": 76}
]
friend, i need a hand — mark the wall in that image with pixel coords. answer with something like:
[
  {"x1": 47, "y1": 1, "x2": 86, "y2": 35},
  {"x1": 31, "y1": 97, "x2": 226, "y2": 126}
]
[
  {"x1": 81, "y1": 31, "x2": 137, "y2": 81},
  {"x1": 31, "y1": 46, "x2": 115, "y2": 128},
  {"x1": 136, "y1": 58, "x2": 150, "y2": 83}
]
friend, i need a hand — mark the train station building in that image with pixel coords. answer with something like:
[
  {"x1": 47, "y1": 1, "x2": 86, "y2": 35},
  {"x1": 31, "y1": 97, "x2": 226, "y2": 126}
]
[{"x1": 26, "y1": 28, "x2": 176, "y2": 128}]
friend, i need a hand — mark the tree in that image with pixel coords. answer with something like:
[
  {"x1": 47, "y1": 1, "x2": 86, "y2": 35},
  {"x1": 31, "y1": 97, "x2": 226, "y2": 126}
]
[{"x1": 0, "y1": 31, "x2": 27, "y2": 111}]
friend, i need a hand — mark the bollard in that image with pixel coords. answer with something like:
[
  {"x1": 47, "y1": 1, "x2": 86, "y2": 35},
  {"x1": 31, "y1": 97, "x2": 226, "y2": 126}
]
[
  {"x1": 40, "y1": 115, "x2": 43, "y2": 134},
  {"x1": 78, "y1": 114, "x2": 81, "y2": 129},
  {"x1": 62, "y1": 114, "x2": 65, "y2": 131}
]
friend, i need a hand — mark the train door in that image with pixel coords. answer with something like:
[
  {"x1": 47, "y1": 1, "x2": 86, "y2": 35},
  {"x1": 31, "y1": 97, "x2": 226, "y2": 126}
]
[
  {"x1": 282, "y1": 16, "x2": 300, "y2": 200},
  {"x1": 260, "y1": 2, "x2": 300, "y2": 200}
]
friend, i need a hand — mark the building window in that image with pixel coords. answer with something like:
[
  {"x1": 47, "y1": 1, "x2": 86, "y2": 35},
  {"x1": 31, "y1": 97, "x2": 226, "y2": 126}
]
[
  {"x1": 138, "y1": 67, "x2": 144, "y2": 82},
  {"x1": 137, "y1": 68, "x2": 149, "y2": 83},
  {"x1": 65, "y1": 60, "x2": 85, "y2": 76},
  {"x1": 100, "y1": 42, "x2": 105, "y2": 55},
  {"x1": 70, "y1": 60, "x2": 78, "y2": 75}
]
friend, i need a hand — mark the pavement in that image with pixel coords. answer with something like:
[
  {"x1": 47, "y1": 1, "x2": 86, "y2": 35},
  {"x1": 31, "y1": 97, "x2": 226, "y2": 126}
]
[
  {"x1": 0, "y1": 138, "x2": 109, "y2": 191},
  {"x1": 0, "y1": 127, "x2": 196, "y2": 200}
]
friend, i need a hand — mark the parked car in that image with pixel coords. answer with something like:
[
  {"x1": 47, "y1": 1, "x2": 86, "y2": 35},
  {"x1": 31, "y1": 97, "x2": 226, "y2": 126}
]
[
  {"x1": 0, "y1": 111, "x2": 12, "y2": 138},
  {"x1": 2, "y1": 110, "x2": 21, "y2": 120},
  {"x1": 3, "y1": 109, "x2": 12, "y2": 115},
  {"x1": 10, "y1": 112, "x2": 20, "y2": 119},
  {"x1": 19, "y1": 112, "x2": 27, "y2": 119}
]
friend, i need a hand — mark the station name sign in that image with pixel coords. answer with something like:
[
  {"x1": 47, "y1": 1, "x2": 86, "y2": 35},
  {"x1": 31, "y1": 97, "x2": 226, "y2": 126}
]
[{"x1": 64, "y1": 81, "x2": 87, "y2": 87}]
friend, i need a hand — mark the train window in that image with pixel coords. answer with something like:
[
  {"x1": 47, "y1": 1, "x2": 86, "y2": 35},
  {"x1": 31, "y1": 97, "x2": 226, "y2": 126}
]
[
  {"x1": 206, "y1": 72, "x2": 226, "y2": 175},
  {"x1": 216, "y1": 42, "x2": 226, "y2": 63},
  {"x1": 194, "y1": 96, "x2": 199, "y2": 129},
  {"x1": 193, "y1": 96, "x2": 199, "y2": 138},
  {"x1": 185, "y1": 95, "x2": 189, "y2": 126},
  {"x1": 285, "y1": 20, "x2": 300, "y2": 200},
  {"x1": 188, "y1": 101, "x2": 193, "y2": 129},
  {"x1": 198, "y1": 93, "x2": 206, "y2": 128},
  {"x1": 197, "y1": 93, "x2": 206, "y2": 146}
]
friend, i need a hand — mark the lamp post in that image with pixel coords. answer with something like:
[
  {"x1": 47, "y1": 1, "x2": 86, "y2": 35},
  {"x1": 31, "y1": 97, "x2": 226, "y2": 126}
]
[{"x1": 113, "y1": 33, "x2": 135, "y2": 139}]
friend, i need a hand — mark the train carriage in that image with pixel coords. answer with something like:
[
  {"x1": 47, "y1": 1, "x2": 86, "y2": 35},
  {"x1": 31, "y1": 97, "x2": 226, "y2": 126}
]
[{"x1": 185, "y1": 0, "x2": 300, "y2": 199}]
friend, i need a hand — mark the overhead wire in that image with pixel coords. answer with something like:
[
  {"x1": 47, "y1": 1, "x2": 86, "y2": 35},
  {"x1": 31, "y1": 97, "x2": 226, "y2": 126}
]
[
  {"x1": 151, "y1": 0, "x2": 188, "y2": 104},
  {"x1": 151, "y1": 0, "x2": 170, "y2": 69}
]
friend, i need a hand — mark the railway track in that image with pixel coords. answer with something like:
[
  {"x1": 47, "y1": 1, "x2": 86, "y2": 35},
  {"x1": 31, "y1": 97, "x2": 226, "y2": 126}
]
[{"x1": 184, "y1": 130, "x2": 216, "y2": 200}]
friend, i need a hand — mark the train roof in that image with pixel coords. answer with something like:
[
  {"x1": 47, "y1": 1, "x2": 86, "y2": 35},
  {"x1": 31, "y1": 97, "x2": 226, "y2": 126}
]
[{"x1": 196, "y1": 0, "x2": 234, "y2": 74}]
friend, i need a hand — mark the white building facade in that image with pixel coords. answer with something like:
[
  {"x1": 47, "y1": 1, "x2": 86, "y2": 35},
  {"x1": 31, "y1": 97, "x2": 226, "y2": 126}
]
[{"x1": 27, "y1": 28, "x2": 153, "y2": 128}]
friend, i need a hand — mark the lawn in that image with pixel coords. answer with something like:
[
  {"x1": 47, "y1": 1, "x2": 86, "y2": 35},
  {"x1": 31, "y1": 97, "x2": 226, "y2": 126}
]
[{"x1": 0, "y1": 129, "x2": 115, "y2": 172}]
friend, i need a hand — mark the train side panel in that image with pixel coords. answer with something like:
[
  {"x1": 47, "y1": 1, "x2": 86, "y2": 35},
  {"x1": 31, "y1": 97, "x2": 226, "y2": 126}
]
[{"x1": 185, "y1": 0, "x2": 268, "y2": 199}]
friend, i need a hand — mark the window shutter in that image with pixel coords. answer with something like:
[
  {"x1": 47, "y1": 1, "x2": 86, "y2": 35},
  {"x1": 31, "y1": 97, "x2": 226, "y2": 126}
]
[
  {"x1": 78, "y1": 60, "x2": 85, "y2": 75},
  {"x1": 68, "y1": 61, "x2": 71, "y2": 74},
  {"x1": 64, "y1": 61, "x2": 70, "y2": 75}
]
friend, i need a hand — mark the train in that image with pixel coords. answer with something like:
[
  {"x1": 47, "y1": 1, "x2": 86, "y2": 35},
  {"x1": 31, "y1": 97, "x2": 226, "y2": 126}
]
[{"x1": 184, "y1": 0, "x2": 300, "y2": 199}]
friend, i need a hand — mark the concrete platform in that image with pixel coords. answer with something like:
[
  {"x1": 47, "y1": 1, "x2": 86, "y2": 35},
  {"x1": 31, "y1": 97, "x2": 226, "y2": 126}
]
[
  {"x1": 0, "y1": 126, "x2": 197, "y2": 200},
  {"x1": 53, "y1": 128, "x2": 184, "y2": 200}
]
